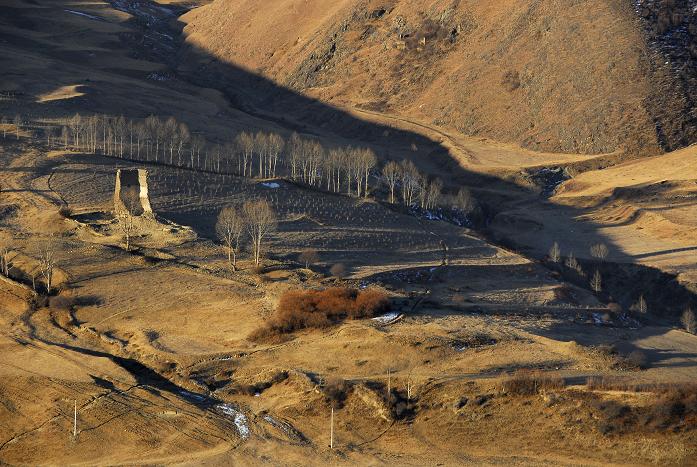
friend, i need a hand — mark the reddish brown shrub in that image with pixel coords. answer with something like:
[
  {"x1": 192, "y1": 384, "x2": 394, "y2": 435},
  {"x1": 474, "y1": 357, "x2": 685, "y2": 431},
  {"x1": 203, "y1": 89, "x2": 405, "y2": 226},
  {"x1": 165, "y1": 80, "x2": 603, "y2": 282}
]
[{"x1": 250, "y1": 287, "x2": 390, "y2": 341}]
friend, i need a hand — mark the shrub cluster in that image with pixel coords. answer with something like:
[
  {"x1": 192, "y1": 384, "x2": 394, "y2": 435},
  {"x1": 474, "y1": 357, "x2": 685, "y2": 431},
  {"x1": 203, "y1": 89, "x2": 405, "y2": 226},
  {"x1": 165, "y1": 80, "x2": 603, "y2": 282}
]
[
  {"x1": 250, "y1": 287, "x2": 390, "y2": 341},
  {"x1": 502, "y1": 369, "x2": 565, "y2": 396},
  {"x1": 588, "y1": 383, "x2": 697, "y2": 434}
]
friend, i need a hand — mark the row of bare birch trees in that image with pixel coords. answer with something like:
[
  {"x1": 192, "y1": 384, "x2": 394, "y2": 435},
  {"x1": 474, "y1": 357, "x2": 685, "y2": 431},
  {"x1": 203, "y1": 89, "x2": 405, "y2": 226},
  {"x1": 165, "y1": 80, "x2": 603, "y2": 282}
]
[{"x1": 11, "y1": 112, "x2": 478, "y2": 216}]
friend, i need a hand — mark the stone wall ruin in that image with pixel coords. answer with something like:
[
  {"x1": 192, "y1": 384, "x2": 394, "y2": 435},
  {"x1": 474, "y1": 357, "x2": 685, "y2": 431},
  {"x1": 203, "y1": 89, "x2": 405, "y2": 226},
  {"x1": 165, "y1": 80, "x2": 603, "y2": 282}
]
[{"x1": 114, "y1": 168, "x2": 153, "y2": 216}]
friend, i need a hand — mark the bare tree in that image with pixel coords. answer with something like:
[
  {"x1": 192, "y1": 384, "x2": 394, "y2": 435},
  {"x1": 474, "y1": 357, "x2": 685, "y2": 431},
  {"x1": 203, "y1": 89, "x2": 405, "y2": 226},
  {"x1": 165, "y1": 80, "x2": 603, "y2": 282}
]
[
  {"x1": 39, "y1": 242, "x2": 57, "y2": 294},
  {"x1": 327, "y1": 147, "x2": 347, "y2": 193},
  {"x1": 288, "y1": 132, "x2": 303, "y2": 181},
  {"x1": 359, "y1": 148, "x2": 377, "y2": 197},
  {"x1": 549, "y1": 241, "x2": 561, "y2": 263},
  {"x1": 150, "y1": 116, "x2": 165, "y2": 163},
  {"x1": 267, "y1": 133, "x2": 284, "y2": 178},
  {"x1": 590, "y1": 269, "x2": 602, "y2": 293},
  {"x1": 453, "y1": 187, "x2": 476, "y2": 215},
  {"x1": 45, "y1": 126, "x2": 55, "y2": 148},
  {"x1": 590, "y1": 243, "x2": 609, "y2": 262},
  {"x1": 565, "y1": 252, "x2": 579, "y2": 271},
  {"x1": 382, "y1": 161, "x2": 400, "y2": 203},
  {"x1": 216, "y1": 206, "x2": 245, "y2": 271},
  {"x1": 135, "y1": 122, "x2": 148, "y2": 160},
  {"x1": 61, "y1": 126, "x2": 70, "y2": 150},
  {"x1": 119, "y1": 187, "x2": 141, "y2": 251},
  {"x1": 14, "y1": 114, "x2": 21, "y2": 140},
  {"x1": 681, "y1": 308, "x2": 696, "y2": 334},
  {"x1": 299, "y1": 248, "x2": 319, "y2": 269},
  {"x1": 1, "y1": 116, "x2": 7, "y2": 139},
  {"x1": 254, "y1": 132, "x2": 268, "y2": 178},
  {"x1": 0, "y1": 244, "x2": 12, "y2": 277},
  {"x1": 177, "y1": 123, "x2": 190, "y2": 167},
  {"x1": 304, "y1": 139, "x2": 324, "y2": 186},
  {"x1": 164, "y1": 117, "x2": 177, "y2": 164},
  {"x1": 236, "y1": 131, "x2": 255, "y2": 177},
  {"x1": 631, "y1": 295, "x2": 648, "y2": 315},
  {"x1": 190, "y1": 134, "x2": 206, "y2": 169},
  {"x1": 69, "y1": 113, "x2": 82, "y2": 150},
  {"x1": 243, "y1": 199, "x2": 277, "y2": 266},
  {"x1": 115, "y1": 116, "x2": 127, "y2": 157},
  {"x1": 426, "y1": 178, "x2": 443, "y2": 210},
  {"x1": 399, "y1": 159, "x2": 420, "y2": 206}
]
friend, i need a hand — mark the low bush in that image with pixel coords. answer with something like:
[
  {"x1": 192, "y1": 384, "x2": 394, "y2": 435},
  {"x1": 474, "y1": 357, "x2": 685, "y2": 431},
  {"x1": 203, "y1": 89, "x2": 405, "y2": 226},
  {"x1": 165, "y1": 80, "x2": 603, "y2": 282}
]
[
  {"x1": 323, "y1": 376, "x2": 350, "y2": 409},
  {"x1": 646, "y1": 386, "x2": 697, "y2": 429},
  {"x1": 625, "y1": 350, "x2": 649, "y2": 369},
  {"x1": 329, "y1": 263, "x2": 346, "y2": 279},
  {"x1": 250, "y1": 287, "x2": 390, "y2": 341},
  {"x1": 49, "y1": 295, "x2": 74, "y2": 311},
  {"x1": 586, "y1": 383, "x2": 697, "y2": 433},
  {"x1": 502, "y1": 369, "x2": 565, "y2": 396},
  {"x1": 58, "y1": 206, "x2": 72, "y2": 218}
]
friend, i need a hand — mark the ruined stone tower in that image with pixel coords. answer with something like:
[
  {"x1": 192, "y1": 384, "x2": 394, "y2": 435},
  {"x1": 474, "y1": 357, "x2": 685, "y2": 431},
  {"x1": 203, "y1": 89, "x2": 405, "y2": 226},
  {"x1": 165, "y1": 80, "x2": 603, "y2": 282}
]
[{"x1": 114, "y1": 168, "x2": 153, "y2": 216}]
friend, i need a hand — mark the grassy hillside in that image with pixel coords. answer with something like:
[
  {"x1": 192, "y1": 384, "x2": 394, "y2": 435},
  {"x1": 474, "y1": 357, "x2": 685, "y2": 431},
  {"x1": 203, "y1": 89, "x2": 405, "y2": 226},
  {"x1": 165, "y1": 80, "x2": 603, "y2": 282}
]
[{"x1": 181, "y1": 0, "x2": 697, "y2": 157}]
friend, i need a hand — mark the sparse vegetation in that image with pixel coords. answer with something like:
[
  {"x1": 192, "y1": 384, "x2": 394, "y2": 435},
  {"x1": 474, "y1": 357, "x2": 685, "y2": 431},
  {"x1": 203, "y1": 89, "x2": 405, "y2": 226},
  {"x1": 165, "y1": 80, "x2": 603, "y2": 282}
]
[
  {"x1": 0, "y1": 243, "x2": 12, "y2": 277},
  {"x1": 549, "y1": 241, "x2": 561, "y2": 263},
  {"x1": 298, "y1": 248, "x2": 319, "y2": 269},
  {"x1": 13, "y1": 114, "x2": 21, "y2": 140},
  {"x1": 626, "y1": 350, "x2": 649, "y2": 370},
  {"x1": 682, "y1": 308, "x2": 696, "y2": 334},
  {"x1": 382, "y1": 160, "x2": 399, "y2": 203},
  {"x1": 590, "y1": 269, "x2": 602, "y2": 293},
  {"x1": 243, "y1": 199, "x2": 276, "y2": 266},
  {"x1": 630, "y1": 294, "x2": 648, "y2": 316},
  {"x1": 250, "y1": 287, "x2": 390, "y2": 340},
  {"x1": 590, "y1": 243, "x2": 609, "y2": 262},
  {"x1": 502, "y1": 370, "x2": 565, "y2": 396},
  {"x1": 216, "y1": 206, "x2": 245, "y2": 271},
  {"x1": 38, "y1": 241, "x2": 57, "y2": 294}
]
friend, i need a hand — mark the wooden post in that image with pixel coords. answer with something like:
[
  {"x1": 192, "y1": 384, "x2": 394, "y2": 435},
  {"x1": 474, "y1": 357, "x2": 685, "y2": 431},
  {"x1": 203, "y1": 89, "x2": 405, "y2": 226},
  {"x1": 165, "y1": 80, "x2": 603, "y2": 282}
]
[
  {"x1": 330, "y1": 407, "x2": 334, "y2": 450},
  {"x1": 387, "y1": 369, "x2": 391, "y2": 397},
  {"x1": 73, "y1": 400, "x2": 77, "y2": 438}
]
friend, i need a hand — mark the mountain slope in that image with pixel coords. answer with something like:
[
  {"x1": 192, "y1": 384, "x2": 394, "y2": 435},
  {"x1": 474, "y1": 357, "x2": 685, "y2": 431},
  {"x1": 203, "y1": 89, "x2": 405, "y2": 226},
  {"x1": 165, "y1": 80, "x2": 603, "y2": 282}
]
[{"x1": 181, "y1": 0, "x2": 697, "y2": 157}]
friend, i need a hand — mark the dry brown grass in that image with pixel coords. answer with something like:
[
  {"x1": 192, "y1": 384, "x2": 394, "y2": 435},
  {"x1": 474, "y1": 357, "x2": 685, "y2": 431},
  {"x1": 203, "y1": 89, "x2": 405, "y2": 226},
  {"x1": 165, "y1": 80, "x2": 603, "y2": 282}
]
[
  {"x1": 250, "y1": 287, "x2": 390, "y2": 340},
  {"x1": 502, "y1": 369, "x2": 565, "y2": 396}
]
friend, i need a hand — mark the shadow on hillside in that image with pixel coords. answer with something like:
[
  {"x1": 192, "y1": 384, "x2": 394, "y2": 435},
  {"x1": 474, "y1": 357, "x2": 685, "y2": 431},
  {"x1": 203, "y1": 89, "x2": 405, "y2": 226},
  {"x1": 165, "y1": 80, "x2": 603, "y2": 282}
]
[{"x1": 522, "y1": 320, "x2": 697, "y2": 379}]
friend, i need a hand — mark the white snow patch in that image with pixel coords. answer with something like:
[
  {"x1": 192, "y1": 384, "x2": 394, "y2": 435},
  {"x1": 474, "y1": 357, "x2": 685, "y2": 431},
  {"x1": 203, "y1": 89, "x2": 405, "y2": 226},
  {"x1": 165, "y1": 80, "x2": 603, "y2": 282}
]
[
  {"x1": 178, "y1": 390, "x2": 206, "y2": 402},
  {"x1": 372, "y1": 312, "x2": 401, "y2": 324},
  {"x1": 261, "y1": 182, "x2": 280, "y2": 189},
  {"x1": 216, "y1": 404, "x2": 250, "y2": 439},
  {"x1": 64, "y1": 9, "x2": 102, "y2": 21}
]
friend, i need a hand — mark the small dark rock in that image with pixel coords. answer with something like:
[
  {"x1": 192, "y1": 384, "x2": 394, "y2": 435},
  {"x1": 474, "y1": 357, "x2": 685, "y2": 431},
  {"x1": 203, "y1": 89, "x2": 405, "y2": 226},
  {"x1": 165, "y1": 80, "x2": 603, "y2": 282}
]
[
  {"x1": 474, "y1": 394, "x2": 492, "y2": 406},
  {"x1": 453, "y1": 397, "x2": 468, "y2": 410}
]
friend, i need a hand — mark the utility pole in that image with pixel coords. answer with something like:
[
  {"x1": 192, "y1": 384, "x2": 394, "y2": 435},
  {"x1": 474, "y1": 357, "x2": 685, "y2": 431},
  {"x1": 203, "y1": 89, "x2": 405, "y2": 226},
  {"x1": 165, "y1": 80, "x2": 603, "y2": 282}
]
[
  {"x1": 330, "y1": 407, "x2": 334, "y2": 450},
  {"x1": 73, "y1": 400, "x2": 77, "y2": 439}
]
